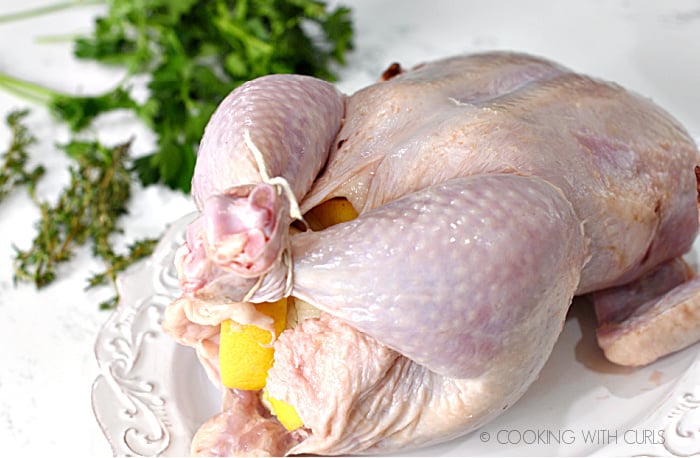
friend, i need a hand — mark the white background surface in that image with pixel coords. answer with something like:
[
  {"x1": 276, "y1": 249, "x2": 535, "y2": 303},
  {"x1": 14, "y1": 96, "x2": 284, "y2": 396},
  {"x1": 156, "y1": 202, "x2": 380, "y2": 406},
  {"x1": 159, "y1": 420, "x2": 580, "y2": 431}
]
[{"x1": 1, "y1": 0, "x2": 699, "y2": 456}]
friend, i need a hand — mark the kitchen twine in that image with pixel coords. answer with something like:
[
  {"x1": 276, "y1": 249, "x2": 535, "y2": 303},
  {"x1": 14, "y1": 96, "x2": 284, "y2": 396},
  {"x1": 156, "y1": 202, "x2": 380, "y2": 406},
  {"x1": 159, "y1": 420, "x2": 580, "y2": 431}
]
[{"x1": 241, "y1": 129, "x2": 303, "y2": 302}]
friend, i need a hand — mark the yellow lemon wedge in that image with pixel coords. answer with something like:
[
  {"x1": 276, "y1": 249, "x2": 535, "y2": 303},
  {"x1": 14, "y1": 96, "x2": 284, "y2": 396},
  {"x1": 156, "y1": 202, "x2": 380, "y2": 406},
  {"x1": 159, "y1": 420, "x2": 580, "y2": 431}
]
[
  {"x1": 219, "y1": 197, "x2": 359, "y2": 424},
  {"x1": 263, "y1": 389, "x2": 304, "y2": 431},
  {"x1": 219, "y1": 298, "x2": 287, "y2": 391},
  {"x1": 305, "y1": 197, "x2": 358, "y2": 230},
  {"x1": 257, "y1": 196, "x2": 360, "y2": 427}
]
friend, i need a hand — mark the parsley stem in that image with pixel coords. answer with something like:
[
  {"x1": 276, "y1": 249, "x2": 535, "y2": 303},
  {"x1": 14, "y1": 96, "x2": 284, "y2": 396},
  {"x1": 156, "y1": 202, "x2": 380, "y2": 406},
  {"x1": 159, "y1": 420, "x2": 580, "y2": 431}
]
[
  {"x1": 34, "y1": 33, "x2": 83, "y2": 44},
  {"x1": 0, "y1": 73, "x2": 56, "y2": 104},
  {"x1": 0, "y1": 0, "x2": 107, "y2": 24},
  {"x1": 0, "y1": 82, "x2": 48, "y2": 106},
  {"x1": 233, "y1": 0, "x2": 248, "y2": 21},
  {"x1": 216, "y1": 19, "x2": 273, "y2": 56}
]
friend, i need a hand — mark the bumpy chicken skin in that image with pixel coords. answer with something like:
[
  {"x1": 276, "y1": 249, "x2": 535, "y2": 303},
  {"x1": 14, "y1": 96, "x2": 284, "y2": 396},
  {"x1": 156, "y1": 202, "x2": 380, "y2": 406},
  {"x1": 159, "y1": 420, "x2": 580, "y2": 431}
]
[{"x1": 162, "y1": 52, "x2": 700, "y2": 456}]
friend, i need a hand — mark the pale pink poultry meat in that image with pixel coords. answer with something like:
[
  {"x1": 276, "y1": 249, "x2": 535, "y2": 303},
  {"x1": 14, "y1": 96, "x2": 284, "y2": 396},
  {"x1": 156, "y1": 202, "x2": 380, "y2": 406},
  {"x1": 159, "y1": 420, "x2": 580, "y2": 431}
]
[{"x1": 162, "y1": 51, "x2": 700, "y2": 456}]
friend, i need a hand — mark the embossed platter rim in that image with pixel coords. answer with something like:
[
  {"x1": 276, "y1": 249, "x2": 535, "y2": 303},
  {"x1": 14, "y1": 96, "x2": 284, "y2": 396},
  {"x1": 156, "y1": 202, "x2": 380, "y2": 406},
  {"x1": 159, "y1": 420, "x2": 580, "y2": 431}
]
[{"x1": 91, "y1": 212, "x2": 700, "y2": 457}]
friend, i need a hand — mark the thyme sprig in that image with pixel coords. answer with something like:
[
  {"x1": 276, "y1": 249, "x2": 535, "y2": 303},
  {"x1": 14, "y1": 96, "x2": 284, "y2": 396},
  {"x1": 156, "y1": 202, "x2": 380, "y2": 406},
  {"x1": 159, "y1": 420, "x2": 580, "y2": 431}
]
[
  {"x1": 0, "y1": 109, "x2": 45, "y2": 202},
  {"x1": 11, "y1": 138, "x2": 157, "y2": 308}
]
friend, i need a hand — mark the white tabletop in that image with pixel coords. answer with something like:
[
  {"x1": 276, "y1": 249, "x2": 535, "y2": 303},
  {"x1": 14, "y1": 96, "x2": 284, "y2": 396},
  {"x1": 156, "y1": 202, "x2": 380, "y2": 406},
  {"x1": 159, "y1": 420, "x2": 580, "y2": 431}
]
[{"x1": 1, "y1": 1, "x2": 699, "y2": 456}]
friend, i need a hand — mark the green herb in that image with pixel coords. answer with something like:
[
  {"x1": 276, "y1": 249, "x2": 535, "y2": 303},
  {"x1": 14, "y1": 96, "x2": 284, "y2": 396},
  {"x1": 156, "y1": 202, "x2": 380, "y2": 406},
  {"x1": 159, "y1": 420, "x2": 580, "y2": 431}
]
[
  {"x1": 12, "y1": 138, "x2": 156, "y2": 308},
  {"x1": 0, "y1": 0, "x2": 354, "y2": 192},
  {"x1": 0, "y1": 0, "x2": 354, "y2": 306},
  {"x1": 0, "y1": 73, "x2": 138, "y2": 132},
  {"x1": 0, "y1": 0, "x2": 106, "y2": 25},
  {"x1": 0, "y1": 109, "x2": 45, "y2": 202},
  {"x1": 87, "y1": 238, "x2": 159, "y2": 309}
]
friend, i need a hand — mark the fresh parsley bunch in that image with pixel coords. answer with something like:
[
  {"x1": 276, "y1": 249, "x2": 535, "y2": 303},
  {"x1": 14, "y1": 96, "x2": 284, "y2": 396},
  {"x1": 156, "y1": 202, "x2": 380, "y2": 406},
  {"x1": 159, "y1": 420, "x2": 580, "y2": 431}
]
[
  {"x1": 74, "y1": 0, "x2": 353, "y2": 192},
  {"x1": 1, "y1": 0, "x2": 354, "y2": 192},
  {"x1": 0, "y1": 0, "x2": 353, "y2": 304}
]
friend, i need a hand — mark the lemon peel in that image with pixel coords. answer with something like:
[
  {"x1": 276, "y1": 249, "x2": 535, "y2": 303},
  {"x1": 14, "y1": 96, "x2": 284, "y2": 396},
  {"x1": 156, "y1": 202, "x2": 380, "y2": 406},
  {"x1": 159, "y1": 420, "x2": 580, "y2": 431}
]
[
  {"x1": 263, "y1": 389, "x2": 304, "y2": 431},
  {"x1": 219, "y1": 298, "x2": 287, "y2": 390}
]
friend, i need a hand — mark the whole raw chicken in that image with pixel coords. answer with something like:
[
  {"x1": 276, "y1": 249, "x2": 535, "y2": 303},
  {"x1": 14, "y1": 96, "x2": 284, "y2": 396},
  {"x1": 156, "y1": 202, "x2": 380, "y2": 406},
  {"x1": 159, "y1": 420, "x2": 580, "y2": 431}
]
[{"x1": 162, "y1": 51, "x2": 700, "y2": 456}]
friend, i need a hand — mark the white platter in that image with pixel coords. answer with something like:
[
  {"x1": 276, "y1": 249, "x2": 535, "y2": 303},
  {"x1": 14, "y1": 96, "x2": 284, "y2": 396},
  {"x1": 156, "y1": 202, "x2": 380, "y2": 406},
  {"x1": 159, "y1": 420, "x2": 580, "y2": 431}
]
[{"x1": 92, "y1": 212, "x2": 700, "y2": 457}]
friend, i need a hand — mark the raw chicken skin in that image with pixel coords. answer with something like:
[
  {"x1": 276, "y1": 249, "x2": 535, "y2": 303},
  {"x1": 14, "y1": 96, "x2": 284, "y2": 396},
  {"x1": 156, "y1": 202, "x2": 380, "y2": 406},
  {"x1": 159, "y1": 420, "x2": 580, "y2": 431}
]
[
  {"x1": 162, "y1": 52, "x2": 700, "y2": 456},
  {"x1": 290, "y1": 174, "x2": 585, "y2": 378}
]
